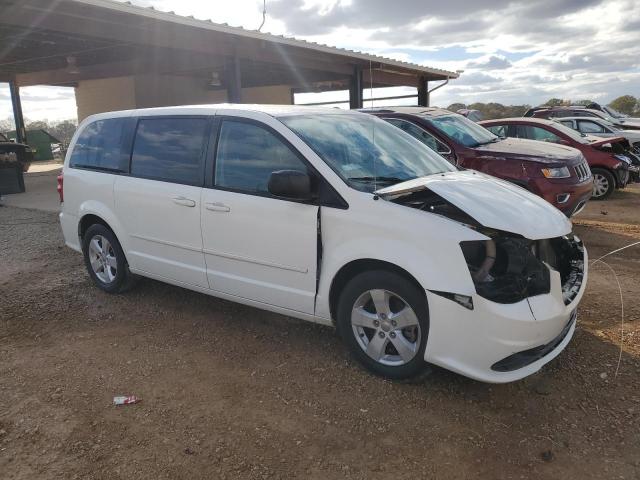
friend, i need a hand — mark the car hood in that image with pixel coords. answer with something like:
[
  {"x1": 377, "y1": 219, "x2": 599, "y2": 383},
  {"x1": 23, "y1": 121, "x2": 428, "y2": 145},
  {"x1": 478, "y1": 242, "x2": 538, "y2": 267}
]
[
  {"x1": 617, "y1": 118, "x2": 640, "y2": 128},
  {"x1": 474, "y1": 137, "x2": 581, "y2": 163},
  {"x1": 584, "y1": 135, "x2": 629, "y2": 148},
  {"x1": 375, "y1": 170, "x2": 572, "y2": 240}
]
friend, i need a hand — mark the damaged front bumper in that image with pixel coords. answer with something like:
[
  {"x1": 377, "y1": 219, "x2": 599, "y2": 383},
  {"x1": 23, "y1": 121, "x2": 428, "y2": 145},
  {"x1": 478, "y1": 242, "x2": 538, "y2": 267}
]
[{"x1": 424, "y1": 234, "x2": 587, "y2": 383}]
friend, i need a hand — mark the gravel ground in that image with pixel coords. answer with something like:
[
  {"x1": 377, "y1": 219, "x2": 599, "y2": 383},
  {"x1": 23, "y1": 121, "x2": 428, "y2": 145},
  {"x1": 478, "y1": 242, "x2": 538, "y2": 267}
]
[{"x1": 1, "y1": 186, "x2": 639, "y2": 480}]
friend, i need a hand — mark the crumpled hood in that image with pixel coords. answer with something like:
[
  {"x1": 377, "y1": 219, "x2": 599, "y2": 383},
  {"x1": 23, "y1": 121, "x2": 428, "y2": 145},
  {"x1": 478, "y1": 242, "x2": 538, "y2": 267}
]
[
  {"x1": 376, "y1": 170, "x2": 573, "y2": 240},
  {"x1": 475, "y1": 137, "x2": 582, "y2": 163}
]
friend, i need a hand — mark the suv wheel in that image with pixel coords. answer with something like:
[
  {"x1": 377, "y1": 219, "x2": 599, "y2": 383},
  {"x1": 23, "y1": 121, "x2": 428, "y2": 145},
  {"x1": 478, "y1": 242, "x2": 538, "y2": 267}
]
[
  {"x1": 591, "y1": 168, "x2": 615, "y2": 200},
  {"x1": 336, "y1": 270, "x2": 429, "y2": 379},
  {"x1": 82, "y1": 224, "x2": 137, "y2": 293}
]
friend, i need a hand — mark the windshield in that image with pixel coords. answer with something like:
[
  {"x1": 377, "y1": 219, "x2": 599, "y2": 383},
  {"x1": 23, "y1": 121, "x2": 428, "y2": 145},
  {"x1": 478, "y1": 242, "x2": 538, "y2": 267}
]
[
  {"x1": 422, "y1": 113, "x2": 498, "y2": 147},
  {"x1": 603, "y1": 105, "x2": 627, "y2": 119},
  {"x1": 280, "y1": 114, "x2": 457, "y2": 192}
]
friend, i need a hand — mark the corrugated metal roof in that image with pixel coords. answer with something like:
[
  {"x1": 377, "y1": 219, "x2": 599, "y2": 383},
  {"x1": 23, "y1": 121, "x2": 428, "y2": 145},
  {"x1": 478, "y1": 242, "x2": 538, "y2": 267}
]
[{"x1": 71, "y1": 0, "x2": 458, "y2": 79}]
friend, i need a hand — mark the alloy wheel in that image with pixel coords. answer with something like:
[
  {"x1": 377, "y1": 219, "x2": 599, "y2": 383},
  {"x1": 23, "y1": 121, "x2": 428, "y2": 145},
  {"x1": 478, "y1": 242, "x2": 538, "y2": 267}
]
[
  {"x1": 88, "y1": 234, "x2": 117, "y2": 283},
  {"x1": 592, "y1": 173, "x2": 609, "y2": 198},
  {"x1": 351, "y1": 289, "x2": 421, "y2": 366}
]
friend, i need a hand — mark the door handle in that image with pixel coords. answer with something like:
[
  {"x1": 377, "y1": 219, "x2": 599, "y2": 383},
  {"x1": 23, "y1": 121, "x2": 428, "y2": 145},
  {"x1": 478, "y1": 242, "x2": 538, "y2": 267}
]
[
  {"x1": 172, "y1": 196, "x2": 196, "y2": 207},
  {"x1": 205, "y1": 202, "x2": 231, "y2": 212}
]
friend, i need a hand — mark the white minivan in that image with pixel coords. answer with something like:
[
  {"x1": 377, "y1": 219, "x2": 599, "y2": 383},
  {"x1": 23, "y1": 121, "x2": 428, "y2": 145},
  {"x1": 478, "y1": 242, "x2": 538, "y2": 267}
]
[{"x1": 59, "y1": 104, "x2": 588, "y2": 382}]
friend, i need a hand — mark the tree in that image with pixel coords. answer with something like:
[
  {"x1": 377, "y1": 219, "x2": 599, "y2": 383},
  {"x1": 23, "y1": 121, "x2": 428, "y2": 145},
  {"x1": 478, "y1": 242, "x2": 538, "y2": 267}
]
[
  {"x1": 48, "y1": 120, "x2": 78, "y2": 146},
  {"x1": 447, "y1": 103, "x2": 466, "y2": 112},
  {"x1": 544, "y1": 98, "x2": 567, "y2": 107},
  {"x1": 608, "y1": 95, "x2": 637, "y2": 116},
  {"x1": 574, "y1": 99, "x2": 593, "y2": 106}
]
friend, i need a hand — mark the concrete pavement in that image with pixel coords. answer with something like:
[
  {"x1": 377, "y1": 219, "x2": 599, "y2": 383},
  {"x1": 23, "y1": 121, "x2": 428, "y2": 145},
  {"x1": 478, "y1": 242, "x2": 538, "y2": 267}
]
[{"x1": 1, "y1": 162, "x2": 61, "y2": 213}]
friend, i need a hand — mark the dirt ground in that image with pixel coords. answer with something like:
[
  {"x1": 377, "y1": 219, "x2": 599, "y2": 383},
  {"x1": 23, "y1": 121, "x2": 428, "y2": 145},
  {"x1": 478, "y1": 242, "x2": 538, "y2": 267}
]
[{"x1": 1, "y1": 186, "x2": 639, "y2": 480}]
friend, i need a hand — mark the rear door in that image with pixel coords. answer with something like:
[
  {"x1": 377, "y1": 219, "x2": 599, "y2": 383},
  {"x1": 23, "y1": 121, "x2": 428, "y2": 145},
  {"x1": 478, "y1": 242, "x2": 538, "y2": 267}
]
[
  {"x1": 200, "y1": 117, "x2": 318, "y2": 314},
  {"x1": 114, "y1": 116, "x2": 209, "y2": 287}
]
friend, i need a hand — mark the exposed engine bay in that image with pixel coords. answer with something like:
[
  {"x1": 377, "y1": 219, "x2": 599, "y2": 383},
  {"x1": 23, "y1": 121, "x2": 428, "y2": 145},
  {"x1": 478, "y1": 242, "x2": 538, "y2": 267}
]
[
  {"x1": 391, "y1": 189, "x2": 585, "y2": 305},
  {"x1": 461, "y1": 233, "x2": 584, "y2": 304}
]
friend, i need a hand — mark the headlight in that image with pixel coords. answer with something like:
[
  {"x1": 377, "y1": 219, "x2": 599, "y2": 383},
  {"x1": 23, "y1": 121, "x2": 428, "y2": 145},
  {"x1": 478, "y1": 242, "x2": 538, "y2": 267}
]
[
  {"x1": 541, "y1": 166, "x2": 570, "y2": 178},
  {"x1": 614, "y1": 154, "x2": 631, "y2": 164}
]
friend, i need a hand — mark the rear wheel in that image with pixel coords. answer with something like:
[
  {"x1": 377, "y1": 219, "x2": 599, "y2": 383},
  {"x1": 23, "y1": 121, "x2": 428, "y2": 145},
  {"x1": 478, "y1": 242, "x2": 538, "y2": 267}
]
[
  {"x1": 336, "y1": 270, "x2": 429, "y2": 379},
  {"x1": 591, "y1": 168, "x2": 615, "y2": 200},
  {"x1": 82, "y1": 224, "x2": 137, "y2": 293}
]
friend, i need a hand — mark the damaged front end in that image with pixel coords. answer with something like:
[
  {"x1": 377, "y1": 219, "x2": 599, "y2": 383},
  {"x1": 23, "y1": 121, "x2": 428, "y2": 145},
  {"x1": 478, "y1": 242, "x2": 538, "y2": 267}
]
[
  {"x1": 377, "y1": 170, "x2": 585, "y2": 304},
  {"x1": 461, "y1": 232, "x2": 584, "y2": 305}
]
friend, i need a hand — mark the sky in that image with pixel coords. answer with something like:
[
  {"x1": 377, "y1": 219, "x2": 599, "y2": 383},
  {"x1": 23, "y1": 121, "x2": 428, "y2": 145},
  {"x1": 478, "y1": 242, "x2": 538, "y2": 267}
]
[{"x1": 1, "y1": 0, "x2": 639, "y2": 123}]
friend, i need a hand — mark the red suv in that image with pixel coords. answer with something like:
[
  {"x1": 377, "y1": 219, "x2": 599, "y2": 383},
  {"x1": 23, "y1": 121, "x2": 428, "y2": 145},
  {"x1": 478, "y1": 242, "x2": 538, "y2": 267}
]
[
  {"x1": 362, "y1": 107, "x2": 593, "y2": 216},
  {"x1": 479, "y1": 117, "x2": 635, "y2": 199}
]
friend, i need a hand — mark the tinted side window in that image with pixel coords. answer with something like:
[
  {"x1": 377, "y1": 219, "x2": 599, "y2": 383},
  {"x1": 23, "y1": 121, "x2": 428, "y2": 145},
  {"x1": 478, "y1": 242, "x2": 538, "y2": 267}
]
[
  {"x1": 516, "y1": 125, "x2": 561, "y2": 143},
  {"x1": 131, "y1": 118, "x2": 207, "y2": 185},
  {"x1": 70, "y1": 118, "x2": 126, "y2": 171},
  {"x1": 384, "y1": 118, "x2": 450, "y2": 153},
  {"x1": 215, "y1": 120, "x2": 307, "y2": 194}
]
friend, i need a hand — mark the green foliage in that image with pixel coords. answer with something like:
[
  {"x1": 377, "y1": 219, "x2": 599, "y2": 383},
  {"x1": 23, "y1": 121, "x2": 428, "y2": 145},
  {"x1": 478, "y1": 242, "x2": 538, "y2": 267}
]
[
  {"x1": 544, "y1": 98, "x2": 567, "y2": 107},
  {"x1": 608, "y1": 95, "x2": 638, "y2": 116},
  {"x1": 446, "y1": 102, "x2": 531, "y2": 120}
]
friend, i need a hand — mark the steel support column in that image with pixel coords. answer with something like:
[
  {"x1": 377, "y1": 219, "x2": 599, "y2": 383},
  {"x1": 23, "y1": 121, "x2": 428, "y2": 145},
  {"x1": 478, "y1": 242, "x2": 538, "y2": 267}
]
[
  {"x1": 9, "y1": 80, "x2": 27, "y2": 144},
  {"x1": 225, "y1": 55, "x2": 242, "y2": 103},
  {"x1": 349, "y1": 67, "x2": 363, "y2": 110},
  {"x1": 417, "y1": 78, "x2": 429, "y2": 107}
]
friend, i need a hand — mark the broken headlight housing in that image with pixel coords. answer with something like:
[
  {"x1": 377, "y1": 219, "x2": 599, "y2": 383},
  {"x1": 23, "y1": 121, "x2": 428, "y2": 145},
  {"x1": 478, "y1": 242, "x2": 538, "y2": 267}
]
[
  {"x1": 461, "y1": 234, "x2": 550, "y2": 304},
  {"x1": 461, "y1": 233, "x2": 584, "y2": 305}
]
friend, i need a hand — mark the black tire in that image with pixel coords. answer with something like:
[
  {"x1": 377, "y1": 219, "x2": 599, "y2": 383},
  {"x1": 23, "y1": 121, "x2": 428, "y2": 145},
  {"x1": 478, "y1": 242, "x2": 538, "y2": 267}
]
[
  {"x1": 336, "y1": 270, "x2": 429, "y2": 379},
  {"x1": 591, "y1": 168, "x2": 615, "y2": 200},
  {"x1": 82, "y1": 224, "x2": 137, "y2": 293}
]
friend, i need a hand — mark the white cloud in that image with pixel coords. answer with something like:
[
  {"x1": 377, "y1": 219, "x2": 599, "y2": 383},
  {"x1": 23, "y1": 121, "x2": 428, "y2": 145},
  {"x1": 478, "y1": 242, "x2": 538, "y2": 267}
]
[{"x1": 1, "y1": 0, "x2": 638, "y2": 124}]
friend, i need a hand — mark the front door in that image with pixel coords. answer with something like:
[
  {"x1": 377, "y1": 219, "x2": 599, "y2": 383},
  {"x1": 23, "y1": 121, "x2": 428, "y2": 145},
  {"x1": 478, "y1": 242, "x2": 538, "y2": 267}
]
[
  {"x1": 114, "y1": 116, "x2": 209, "y2": 288},
  {"x1": 201, "y1": 118, "x2": 318, "y2": 314}
]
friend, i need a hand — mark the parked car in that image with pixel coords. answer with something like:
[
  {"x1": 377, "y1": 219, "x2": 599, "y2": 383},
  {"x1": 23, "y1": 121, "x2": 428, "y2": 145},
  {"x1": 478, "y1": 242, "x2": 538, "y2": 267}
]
[
  {"x1": 0, "y1": 132, "x2": 33, "y2": 172},
  {"x1": 525, "y1": 106, "x2": 640, "y2": 131},
  {"x1": 584, "y1": 102, "x2": 640, "y2": 123},
  {"x1": 480, "y1": 117, "x2": 636, "y2": 199},
  {"x1": 361, "y1": 107, "x2": 592, "y2": 217},
  {"x1": 553, "y1": 116, "x2": 640, "y2": 183},
  {"x1": 554, "y1": 116, "x2": 640, "y2": 151},
  {"x1": 59, "y1": 105, "x2": 587, "y2": 383}
]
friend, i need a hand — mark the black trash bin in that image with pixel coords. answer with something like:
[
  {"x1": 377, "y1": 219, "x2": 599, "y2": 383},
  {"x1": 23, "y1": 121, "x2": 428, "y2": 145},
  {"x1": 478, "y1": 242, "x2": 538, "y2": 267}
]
[{"x1": 0, "y1": 163, "x2": 25, "y2": 195}]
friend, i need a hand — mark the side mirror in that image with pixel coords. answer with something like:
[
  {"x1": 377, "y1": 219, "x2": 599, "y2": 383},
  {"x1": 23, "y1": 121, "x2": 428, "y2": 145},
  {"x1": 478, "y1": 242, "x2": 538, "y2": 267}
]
[
  {"x1": 268, "y1": 170, "x2": 314, "y2": 201},
  {"x1": 558, "y1": 139, "x2": 572, "y2": 146}
]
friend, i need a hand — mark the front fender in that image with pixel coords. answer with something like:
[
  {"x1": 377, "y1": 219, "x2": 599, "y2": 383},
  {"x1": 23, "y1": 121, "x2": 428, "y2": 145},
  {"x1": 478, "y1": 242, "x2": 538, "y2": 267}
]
[{"x1": 315, "y1": 200, "x2": 487, "y2": 320}]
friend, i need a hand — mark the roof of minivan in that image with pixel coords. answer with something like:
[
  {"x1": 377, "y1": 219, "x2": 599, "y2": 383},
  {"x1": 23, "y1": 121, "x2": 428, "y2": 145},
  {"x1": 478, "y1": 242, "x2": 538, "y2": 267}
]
[{"x1": 82, "y1": 104, "x2": 363, "y2": 123}]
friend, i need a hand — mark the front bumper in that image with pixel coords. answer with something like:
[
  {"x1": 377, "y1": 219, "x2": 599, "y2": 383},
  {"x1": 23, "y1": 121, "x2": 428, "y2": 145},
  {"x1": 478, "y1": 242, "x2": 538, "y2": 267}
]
[
  {"x1": 424, "y1": 244, "x2": 588, "y2": 383},
  {"x1": 532, "y1": 177, "x2": 593, "y2": 217}
]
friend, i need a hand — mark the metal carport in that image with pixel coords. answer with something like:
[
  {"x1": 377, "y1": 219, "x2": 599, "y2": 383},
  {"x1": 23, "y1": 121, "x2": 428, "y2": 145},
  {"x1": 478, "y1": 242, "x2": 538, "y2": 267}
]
[{"x1": 0, "y1": 0, "x2": 458, "y2": 144}]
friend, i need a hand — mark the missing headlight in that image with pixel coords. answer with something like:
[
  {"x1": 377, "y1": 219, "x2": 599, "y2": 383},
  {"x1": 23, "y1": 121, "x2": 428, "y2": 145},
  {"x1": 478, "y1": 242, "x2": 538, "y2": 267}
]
[{"x1": 461, "y1": 235, "x2": 550, "y2": 304}]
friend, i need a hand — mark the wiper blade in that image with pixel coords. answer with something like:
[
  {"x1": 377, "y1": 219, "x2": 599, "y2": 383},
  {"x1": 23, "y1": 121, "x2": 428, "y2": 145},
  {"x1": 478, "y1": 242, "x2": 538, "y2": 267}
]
[{"x1": 348, "y1": 176, "x2": 408, "y2": 184}]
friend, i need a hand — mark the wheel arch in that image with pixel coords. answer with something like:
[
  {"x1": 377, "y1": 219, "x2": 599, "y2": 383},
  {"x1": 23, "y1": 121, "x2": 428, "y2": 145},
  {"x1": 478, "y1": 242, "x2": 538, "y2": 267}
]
[{"x1": 328, "y1": 258, "x2": 426, "y2": 323}]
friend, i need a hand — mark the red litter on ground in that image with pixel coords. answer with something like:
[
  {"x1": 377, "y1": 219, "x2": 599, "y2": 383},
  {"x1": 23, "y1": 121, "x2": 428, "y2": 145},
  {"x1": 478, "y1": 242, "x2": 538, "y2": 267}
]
[{"x1": 113, "y1": 395, "x2": 140, "y2": 406}]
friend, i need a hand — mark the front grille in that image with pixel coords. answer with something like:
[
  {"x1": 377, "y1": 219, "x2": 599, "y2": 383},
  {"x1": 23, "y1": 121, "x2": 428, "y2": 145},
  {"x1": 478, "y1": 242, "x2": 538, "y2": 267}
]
[{"x1": 574, "y1": 161, "x2": 591, "y2": 181}]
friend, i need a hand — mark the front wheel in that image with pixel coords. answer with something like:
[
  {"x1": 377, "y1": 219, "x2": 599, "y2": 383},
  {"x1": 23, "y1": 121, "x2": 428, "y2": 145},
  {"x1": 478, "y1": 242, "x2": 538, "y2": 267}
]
[
  {"x1": 591, "y1": 168, "x2": 615, "y2": 200},
  {"x1": 82, "y1": 224, "x2": 137, "y2": 293},
  {"x1": 336, "y1": 270, "x2": 429, "y2": 379}
]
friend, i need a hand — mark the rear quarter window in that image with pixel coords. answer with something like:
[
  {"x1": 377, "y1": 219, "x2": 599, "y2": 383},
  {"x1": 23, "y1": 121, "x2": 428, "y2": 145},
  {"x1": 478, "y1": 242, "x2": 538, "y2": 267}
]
[{"x1": 69, "y1": 118, "x2": 127, "y2": 171}]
